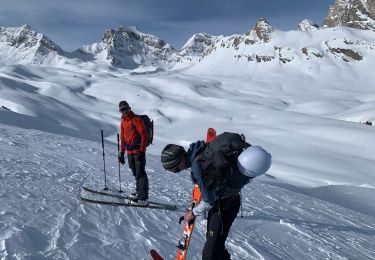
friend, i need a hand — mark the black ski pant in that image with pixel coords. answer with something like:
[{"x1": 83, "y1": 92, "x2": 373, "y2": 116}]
[
  {"x1": 202, "y1": 195, "x2": 240, "y2": 260},
  {"x1": 127, "y1": 153, "x2": 148, "y2": 200}
]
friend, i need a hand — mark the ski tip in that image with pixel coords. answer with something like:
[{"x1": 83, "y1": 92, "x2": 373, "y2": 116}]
[
  {"x1": 206, "y1": 127, "x2": 216, "y2": 143},
  {"x1": 150, "y1": 249, "x2": 164, "y2": 260}
]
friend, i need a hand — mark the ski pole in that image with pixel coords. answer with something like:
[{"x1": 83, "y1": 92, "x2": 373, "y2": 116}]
[
  {"x1": 240, "y1": 191, "x2": 243, "y2": 218},
  {"x1": 101, "y1": 130, "x2": 108, "y2": 190},
  {"x1": 117, "y1": 133, "x2": 123, "y2": 193}
]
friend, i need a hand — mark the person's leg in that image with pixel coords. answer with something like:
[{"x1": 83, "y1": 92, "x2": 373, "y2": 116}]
[
  {"x1": 127, "y1": 154, "x2": 138, "y2": 196},
  {"x1": 205, "y1": 209, "x2": 212, "y2": 237},
  {"x1": 202, "y1": 208, "x2": 223, "y2": 260},
  {"x1": 134, "y1": 153, "x2": 148, "y2": 200},
  {"x1": 202, "y1": 197, "x2": 240, "y2": 260},
  {"x1": 217, "y1": 198, "x2": 240, "y2": 260},
  {"x1": 127, "y1": 154, "x2": 136, "y2": 177}
]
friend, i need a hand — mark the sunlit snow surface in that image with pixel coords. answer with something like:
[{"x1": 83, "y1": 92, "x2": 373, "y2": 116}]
[
  {"x1": 1, "y1": 123, "x2": 374, "y2": 260},
  {"x1": 1, "y1": 49, "x2": 375, "y2": 259}
]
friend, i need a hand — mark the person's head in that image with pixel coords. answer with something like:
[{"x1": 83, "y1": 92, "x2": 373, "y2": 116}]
[
  {"x1": 161, "y1": 144, "x2": 188, "y2": 173},
  {"x1": 119, "y1": 100, "x2": 131, "y2": 115}
]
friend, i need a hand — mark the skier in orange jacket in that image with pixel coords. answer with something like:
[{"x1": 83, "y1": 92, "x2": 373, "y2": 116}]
[{"x1": 118, "y1": 100, "x2": 149, "y2": 206}]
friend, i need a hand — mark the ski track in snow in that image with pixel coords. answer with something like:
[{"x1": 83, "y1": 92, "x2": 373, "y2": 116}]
[{"x1": 0, "y1": 124, "x2": 374, "y2": 260}]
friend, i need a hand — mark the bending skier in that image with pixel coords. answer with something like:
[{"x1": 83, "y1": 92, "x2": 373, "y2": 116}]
[
  {"x1": 118, "y1": 100, "x2": 149, "y2": 206},
  {"x1": 161, "y1": 132, "x2": 271, "y2": 260}
]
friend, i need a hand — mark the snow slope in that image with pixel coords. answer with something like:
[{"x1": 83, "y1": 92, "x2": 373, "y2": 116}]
[{"x1": 0, "y1": 121, "x2": 374, "y2": 260}]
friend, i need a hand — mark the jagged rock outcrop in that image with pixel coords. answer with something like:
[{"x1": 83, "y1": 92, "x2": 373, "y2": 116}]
[
  {"x1": 252, "y1": 18, "x2": 274, "y2": 42},
  {"x1": 323, "y1": 0, "x2": 375, "y2": 30},
  {"x1": 298, "y1": 19, "x2": 320, "y2": 31}
]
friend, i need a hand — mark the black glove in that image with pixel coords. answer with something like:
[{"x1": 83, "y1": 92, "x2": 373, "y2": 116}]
[{"x1": 118, "y1": 152, "x2": 125, "y2": 165}]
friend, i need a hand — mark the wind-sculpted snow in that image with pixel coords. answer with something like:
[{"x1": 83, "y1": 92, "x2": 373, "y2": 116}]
[
  {"x1": 1, "y1": 63, "x2": 375, "y2": 188},
  {"x1": 0, "y1": 66, "x2": 117, "y2": 140},
  {"x1": 0, "y1": 124, "x2": 374, "y2": 259}
]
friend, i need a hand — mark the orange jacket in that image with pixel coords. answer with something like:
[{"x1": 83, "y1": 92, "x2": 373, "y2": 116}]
[{"x1": 120, "y1": 111, "x2": 147, "y2": 154}]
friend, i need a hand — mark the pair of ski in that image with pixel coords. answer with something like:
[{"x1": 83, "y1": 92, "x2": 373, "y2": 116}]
[
  {"x1": 80, "y1": 186, "x2": 177, "y2": 211},
  {"x1": 83, "y1": 131, "x2": 176, "y2": 211},
  {"x1": 81, "y1": 184, "x2": 199, "y2": 259},
  {"x1": 82, "y1": 185, "x2": 200, "y2": 260},
  {"x1": 150, "y1": 184, "x2": 201, "y2": 260},
  {"x1": 150, "y1": 128, "x2": 216, "y2": 260}
]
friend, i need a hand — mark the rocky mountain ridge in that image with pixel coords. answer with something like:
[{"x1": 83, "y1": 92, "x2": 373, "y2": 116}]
[{"x1": 1, "y1": 0, "x2": 375, "y2": 69}]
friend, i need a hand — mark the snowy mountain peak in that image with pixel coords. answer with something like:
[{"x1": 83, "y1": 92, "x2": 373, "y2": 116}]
[
  {"x1": 77, "y1": 26, "x2": 177, "y2": 68},
  {"x1": 323, "y1": 0, "x2": 375, "y2": 30},
  {"x1": 0, "y1": 24, "x2": 64, "y2": 65},
  {"x1": 298, "y1": 19, "x2": 320, "y2": 31},
  {"x1": 20, "y1": 24, "x2": 31, "y2": 31},
  {"x1": 253, "y1": 18, "x2": 274, "y2": 42},
  {"x1": 179, "y1": 32, "x2": 216, "y2": 57},
  {"x1": 0, "y1": 24, "x2": 62, "y2": 53}
]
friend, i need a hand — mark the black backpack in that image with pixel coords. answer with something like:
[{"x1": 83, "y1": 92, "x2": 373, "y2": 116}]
[
  {"x1": 199, "y1": 132, "x2": 252, "y2": 193},
  {"x1": 137, "y1": 115, "x2": 154, "y2": 147}
]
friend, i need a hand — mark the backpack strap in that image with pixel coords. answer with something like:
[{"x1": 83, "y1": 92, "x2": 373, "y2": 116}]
[{"x1": 124, "y1": 117, "x2": 141, "y2": 150}]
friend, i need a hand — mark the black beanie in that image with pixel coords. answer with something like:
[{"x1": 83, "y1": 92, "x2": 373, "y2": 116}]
[
  {"x1": 161, "y1": 144, "x2": 186, "y2": 172},
  {"x1": 119, "y1": 101, "x2": 130, "y2": 112}
]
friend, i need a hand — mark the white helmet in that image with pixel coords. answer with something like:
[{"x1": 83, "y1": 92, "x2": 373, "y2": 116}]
[{"x1": 237, "y1": 146, "x2": 272, "y2": 177}]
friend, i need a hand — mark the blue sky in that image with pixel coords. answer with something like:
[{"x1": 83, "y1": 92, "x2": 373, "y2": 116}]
[{"x1": 0, "y1": 0, "x2": 333, "y2": 51}]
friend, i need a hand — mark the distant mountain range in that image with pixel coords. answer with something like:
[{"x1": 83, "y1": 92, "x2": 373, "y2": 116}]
[{"x1": 0, "y1": 0, "x2": 374, "y2": 69}]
